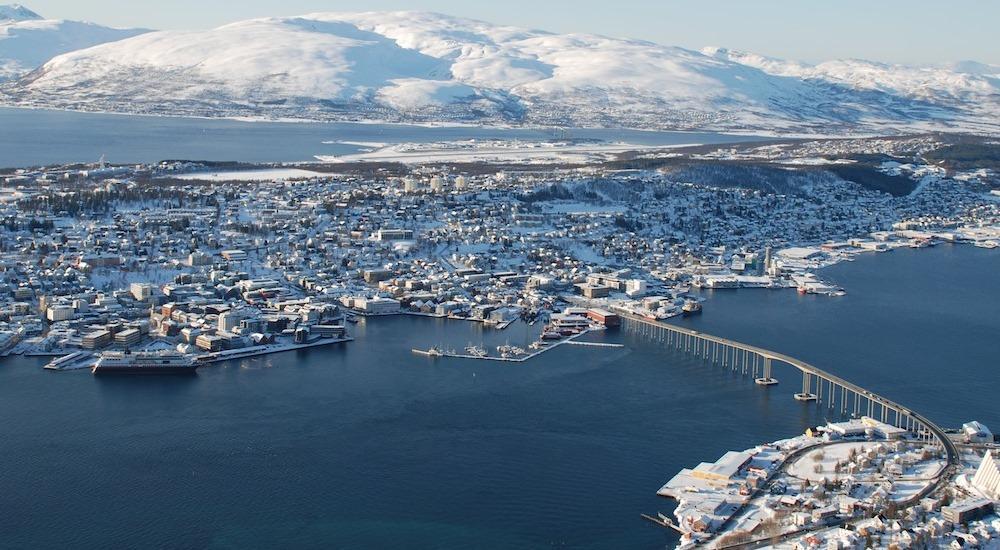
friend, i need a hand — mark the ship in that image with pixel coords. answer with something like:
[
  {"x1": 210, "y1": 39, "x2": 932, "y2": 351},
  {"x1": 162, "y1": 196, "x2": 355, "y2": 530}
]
[
  {"x1": 681, "y1": 301, "x2": 703, "y2": 316},
  {"x1": 92, "y1": 350, "x2": 197, "y2": 375}
]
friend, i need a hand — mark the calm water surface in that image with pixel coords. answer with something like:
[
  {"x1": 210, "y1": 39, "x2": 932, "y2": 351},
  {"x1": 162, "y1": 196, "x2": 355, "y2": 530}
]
[
  {"x1": 0, "y1": 107, "x2": 764, "y2": 168},
  {"x1": 0, "y1": 245, "x2": 995, "y2": 549}
]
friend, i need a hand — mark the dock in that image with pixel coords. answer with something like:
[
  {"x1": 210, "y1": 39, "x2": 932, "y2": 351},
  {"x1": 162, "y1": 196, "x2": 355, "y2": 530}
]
[
  {"x1": 640, "y1": 513, "x2": 685, "y2": 533},
  {"x1": 565, "y1": 341, "x2": 624, "y2": 348},
  {"x1": 411, "y1": 328, "x2": 622, "y2": 363},
  {"x1": 196, "y1": 337, "x2": 353, "y2": 365}
]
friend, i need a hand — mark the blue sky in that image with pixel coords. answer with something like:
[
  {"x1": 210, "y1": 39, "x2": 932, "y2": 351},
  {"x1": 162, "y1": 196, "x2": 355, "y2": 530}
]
[{"x1": 23, "y1": 0, "x2": 1000, "y2": 66}]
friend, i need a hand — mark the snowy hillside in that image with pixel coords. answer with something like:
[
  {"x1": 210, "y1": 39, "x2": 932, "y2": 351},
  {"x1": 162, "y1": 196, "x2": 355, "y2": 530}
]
[
  {"x1": 0, "y1": 3, "x2": 39, "y2": 21},
  {"x1": 2, "y1": 10, "x2": 998, "y2": 134},
  {"x1": 0, "y1": 4, "x2": 149, "y2": 81}
]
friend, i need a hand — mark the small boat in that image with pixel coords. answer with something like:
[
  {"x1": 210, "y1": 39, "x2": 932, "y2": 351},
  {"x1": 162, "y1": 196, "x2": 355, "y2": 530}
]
[
  {"x1": 464, "y1": 345, "x2": 487, "y2": 357},
  {"x1": 681, "y1": 301, "x2": 702, "y2": 316},
  {"x1": 497, "y1": 344, "x2": 526, "y2": 358},
  {"x1": 975, "y1": 240, "x2": 998, "y2": 249}
]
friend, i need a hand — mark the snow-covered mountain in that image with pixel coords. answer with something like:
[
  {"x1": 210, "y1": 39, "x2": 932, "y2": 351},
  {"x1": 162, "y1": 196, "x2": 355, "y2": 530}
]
[
  {"x1": 0, "y1": 4, "x2": 149, "y2": 81},
  {"x1": 2, "y1": 10, "x2": 998, "y2": 134}
]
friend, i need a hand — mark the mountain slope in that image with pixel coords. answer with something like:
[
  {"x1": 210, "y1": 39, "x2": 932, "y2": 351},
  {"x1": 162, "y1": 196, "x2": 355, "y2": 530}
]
[
  {"x1": 3, "y1": 10, "x2": 998, "y2": 134},
  {"x1": 0, "y1": 4, "x2": 149, "y2": 81},
  {"x1": 0, "y1": 3, "x2": 39, "y2": 22}
]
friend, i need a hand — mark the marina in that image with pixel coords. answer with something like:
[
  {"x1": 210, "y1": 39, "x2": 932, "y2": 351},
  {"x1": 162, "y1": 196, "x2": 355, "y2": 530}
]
[
  {"x1": 411, "y1": 326, "x2": 606, "y2": 363},
  {"x1": 0, "y1": 245, "x2": 997, "y2": 549}
]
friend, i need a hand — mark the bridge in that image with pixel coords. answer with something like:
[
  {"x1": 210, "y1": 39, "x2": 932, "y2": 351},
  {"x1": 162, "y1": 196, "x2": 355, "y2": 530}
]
[{"x1": 619, "y1": 314, "x2": 959, "y2": 470}]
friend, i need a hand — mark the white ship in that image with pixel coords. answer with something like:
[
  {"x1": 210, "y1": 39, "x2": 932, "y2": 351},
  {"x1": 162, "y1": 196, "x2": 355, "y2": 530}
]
[{"x1": 92, "y1": 350, "x2": 197, "y2": 375}]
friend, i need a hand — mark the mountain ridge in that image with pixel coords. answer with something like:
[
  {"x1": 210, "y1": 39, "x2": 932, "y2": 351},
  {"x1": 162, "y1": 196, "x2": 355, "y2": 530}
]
[
  {"x1": 0, "y1": 4, "x2": 149, "y2": 81},
  {"x1": 2, "y1": 10, "x2": 997, "y2": 134}
]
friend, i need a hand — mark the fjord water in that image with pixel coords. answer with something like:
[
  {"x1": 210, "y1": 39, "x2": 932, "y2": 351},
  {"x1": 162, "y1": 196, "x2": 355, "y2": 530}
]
[
  {"x1": 0, "y1": 247, "x2": 996, "y2": 549},
  {"x1": 0, "y1": 107, "x2": 763, "y2": 168}
]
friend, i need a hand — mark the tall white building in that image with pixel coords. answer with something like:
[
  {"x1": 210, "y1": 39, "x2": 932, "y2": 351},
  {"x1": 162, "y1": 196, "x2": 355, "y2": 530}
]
[
  {"x1": 218, "y1": 310, "x2": 246, "y2": 333},
  {"x1": 130, "y1": 282, "x2": 152, "y2": 302},
  {"x1": 972, "y1": 451, "x2": 1000, "y2": 500},
  {"x1": 430, "y1": 176, "x2": 444, "y2": 193},
  {"x1": 454, "y1": 175, "x2": 467, "y2": 190},
  {"x1": 626, "y1": 279, "x2": 647, "y2": 297}
]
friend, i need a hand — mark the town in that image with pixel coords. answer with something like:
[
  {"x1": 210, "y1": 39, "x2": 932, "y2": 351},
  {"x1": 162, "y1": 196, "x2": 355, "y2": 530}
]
[
  {"x1": 652, "y1": 419, "x2": 1000, "y2": 549},
  {"x1": 1, "y1": 134, "x2": 998, "y2": 372}
]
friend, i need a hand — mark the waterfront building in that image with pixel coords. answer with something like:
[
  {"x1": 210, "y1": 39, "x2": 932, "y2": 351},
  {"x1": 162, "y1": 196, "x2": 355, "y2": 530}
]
[
  {"x1": 195, "y1": 333, "x2": 225, "y2": 352},
  {"x1": 690, "y1": 450, "x2": 753, "y2": 484},
  {"x1": 81, "y1": 329, "x2": 112, "y2": 350},
  {"x1": 356, "y1": 297, "x2": 400, "y2": 315},
  {"x1": 114, "y1": 328, "x2": 141, "y2": 347},
  {"x1": 586, "y1": 308, "x2": 620, "y2": 327},
  {"x1": 963, "y1": 421, "x2": 994, "y2": 444}
]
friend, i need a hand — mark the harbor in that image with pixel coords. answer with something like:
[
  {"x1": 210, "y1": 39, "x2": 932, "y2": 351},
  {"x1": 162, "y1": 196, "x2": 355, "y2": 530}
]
[
  {"x1": 42, "y1": 336, "x2": 353, "y2": 372},
  {"x1": 411, "y1": 327, "x2": 618, "y2": 363},
  {"x1": 1, "y1": 246, "x2": 998, "y2": 549},
  {"x1": 410, "y1": 307, "x2": 623, "y2": 362}
]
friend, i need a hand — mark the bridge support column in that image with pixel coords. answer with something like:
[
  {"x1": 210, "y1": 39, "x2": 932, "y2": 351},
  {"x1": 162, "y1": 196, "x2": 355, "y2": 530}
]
[
  {"x1": 755, "y1": 357, "x2": 778, "y2": 386},
  {"x1": 794, "y1": 372, "x2": 818, "y2": 401}
]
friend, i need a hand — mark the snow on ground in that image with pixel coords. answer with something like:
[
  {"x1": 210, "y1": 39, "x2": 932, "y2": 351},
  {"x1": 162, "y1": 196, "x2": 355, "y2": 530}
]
[
  {"x1": 7, "y1": 10, "x2": 998, "y2": 132},
  {"x1": 0, "y1": 7, "x2": 148, "y2": 80},
  {"x1": 169, "y1": 168, "x2": 327, "y2": 181},
  {"x1": 787, "y1": 441, "x2": 875, "y2": 481},
  {"x1": 317, "y1": 140, "x2": 693, "y2": 164}
]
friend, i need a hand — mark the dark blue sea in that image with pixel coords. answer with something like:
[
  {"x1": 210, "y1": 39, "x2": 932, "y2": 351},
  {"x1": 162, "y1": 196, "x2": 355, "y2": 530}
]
[{"x1": 0, "y1": 244, "x2": 996, "y2": 549}]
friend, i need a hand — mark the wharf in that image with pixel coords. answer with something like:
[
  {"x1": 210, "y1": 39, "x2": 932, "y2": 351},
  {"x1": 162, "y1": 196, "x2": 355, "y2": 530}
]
[
  {"x1": 196, "y1": 337, "x2": 353, "y2": 365},
  {"x1": 412, "y1": 328, "x2": 617, "y2": 363},
  {"x1": 565, "y1": 341, "x2": 624, "y2": 348}
]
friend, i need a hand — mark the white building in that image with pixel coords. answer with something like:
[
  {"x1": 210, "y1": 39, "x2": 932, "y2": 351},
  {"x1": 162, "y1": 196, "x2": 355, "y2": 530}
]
[
  {"x1": 357, "y1": 297, "x2": 400, "y2": 315},
  {"x1": 218, "y1": 310, "x2": 247, "y2": 333},
  {"x1": 46, "y1": 304, "x2": 75, "y2": 322},
  {"x1": 626, "y1": 279, "x2": 647, "y2": 297},
  {"x1": 130, "y1": 282, "x2": 152, "y2": 302},
  {"x1": 972, "y1": 451, "x2": 1000, "y2": 500},
  {"x1": 964, "y1": 421, "x2": 994, "y2": 444}
]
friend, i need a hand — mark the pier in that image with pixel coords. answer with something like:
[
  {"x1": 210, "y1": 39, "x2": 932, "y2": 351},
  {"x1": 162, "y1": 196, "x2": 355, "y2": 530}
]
[
  {"x1": 411, "y1": 328, "x2": 617, "y2": 362},
  {"x1": 620, "y1": 315, "x2": 958, "y2": 469}
]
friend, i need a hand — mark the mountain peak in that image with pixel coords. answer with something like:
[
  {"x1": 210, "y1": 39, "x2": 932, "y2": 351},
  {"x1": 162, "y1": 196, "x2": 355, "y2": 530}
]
[
  {"x1": 1, "y1": 10, "x2": 997, "y2": 133},
  {"x1": 0, "y1": 4, "x2": 41, "y2": 22}
]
